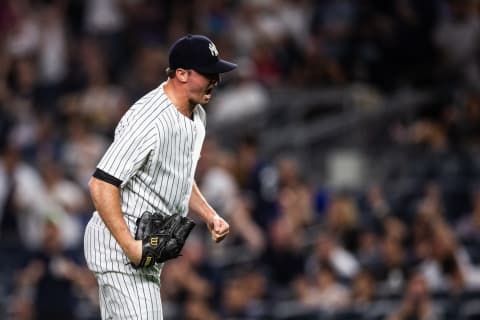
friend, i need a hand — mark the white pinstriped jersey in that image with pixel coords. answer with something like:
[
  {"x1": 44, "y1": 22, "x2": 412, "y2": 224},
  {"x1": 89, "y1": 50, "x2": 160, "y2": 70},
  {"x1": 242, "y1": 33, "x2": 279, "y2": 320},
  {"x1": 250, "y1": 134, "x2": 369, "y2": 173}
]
[
  {"x1": 85, "y1": 82, "x2": 206, "y2": 275},
  {"x1": 98, "y1": 82, "x2": 206, "y2": 220}
]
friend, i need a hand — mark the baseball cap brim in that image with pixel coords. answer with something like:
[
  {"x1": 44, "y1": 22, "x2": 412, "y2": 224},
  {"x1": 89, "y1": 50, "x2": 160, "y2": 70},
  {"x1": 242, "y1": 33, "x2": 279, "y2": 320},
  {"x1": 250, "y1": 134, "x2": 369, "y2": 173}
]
[{"x1": 194, "y1": 59, "x2": 238, "y2": 74}]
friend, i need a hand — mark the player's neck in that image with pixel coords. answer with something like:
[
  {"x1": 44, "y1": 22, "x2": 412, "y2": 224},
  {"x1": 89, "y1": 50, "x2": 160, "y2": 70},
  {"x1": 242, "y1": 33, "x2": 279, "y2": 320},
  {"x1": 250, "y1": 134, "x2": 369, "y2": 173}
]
[{"x1": 164, "y1": 80, "x2": 195, "y2": 118}]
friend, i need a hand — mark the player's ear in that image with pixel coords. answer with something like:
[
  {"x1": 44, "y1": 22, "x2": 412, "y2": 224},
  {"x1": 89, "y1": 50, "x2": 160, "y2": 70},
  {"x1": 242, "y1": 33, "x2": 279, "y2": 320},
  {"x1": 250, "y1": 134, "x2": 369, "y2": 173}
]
[{"x1": 176, "y1": 69, "x2": 189, "y2": 83}]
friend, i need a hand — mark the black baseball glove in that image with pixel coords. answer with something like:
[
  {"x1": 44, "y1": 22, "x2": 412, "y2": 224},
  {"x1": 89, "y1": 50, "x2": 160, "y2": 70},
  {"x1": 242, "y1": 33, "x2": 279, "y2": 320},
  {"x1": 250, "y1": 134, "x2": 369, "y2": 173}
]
[{"x1": 133, "y1": 212, "x2": 196, "y2": 268}]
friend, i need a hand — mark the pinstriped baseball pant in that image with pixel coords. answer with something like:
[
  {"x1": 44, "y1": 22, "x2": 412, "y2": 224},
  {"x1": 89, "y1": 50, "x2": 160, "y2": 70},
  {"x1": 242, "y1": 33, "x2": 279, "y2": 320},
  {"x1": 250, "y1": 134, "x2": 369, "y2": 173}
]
[
  {"x1": 94, "y1": 270, "x2": 162, "y2": 319},
  {"x1": 84, "y1": 213, "x2": 163, "y2": 319}
]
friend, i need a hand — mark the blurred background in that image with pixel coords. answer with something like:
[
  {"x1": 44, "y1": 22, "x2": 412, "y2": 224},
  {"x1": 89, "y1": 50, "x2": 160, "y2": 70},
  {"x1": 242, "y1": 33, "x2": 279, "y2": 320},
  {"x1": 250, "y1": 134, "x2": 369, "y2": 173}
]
[{"x1": 0, "y1": 0, "x2": 480, "y2": 319}]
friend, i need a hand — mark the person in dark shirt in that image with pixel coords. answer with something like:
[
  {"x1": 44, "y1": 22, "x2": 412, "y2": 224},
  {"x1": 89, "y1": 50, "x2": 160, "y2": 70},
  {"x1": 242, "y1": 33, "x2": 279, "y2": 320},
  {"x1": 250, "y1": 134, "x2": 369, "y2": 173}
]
[{"x1": 12, "y1": 219, "x2": 93, "y2": 320}]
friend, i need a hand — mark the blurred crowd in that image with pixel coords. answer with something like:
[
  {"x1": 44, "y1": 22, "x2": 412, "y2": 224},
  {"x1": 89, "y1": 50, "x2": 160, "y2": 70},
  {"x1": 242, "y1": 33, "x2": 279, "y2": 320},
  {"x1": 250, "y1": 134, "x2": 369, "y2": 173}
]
[{"x1": 0, "y1": 0, "x2": 480, "y2": 319}]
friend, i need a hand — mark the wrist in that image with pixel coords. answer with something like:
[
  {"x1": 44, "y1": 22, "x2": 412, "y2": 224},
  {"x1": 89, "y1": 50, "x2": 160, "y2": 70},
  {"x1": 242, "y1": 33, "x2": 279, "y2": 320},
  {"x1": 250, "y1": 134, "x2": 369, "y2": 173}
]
[
  {"x1": 124, "y1": 239, "x2": 142, "y2": 265},
  {"x1": 209, "y1": 211, "x2": 221, "y2": 224},
  {"x1": 121, "y1": 237, "x2": 137, "y2": 255}
]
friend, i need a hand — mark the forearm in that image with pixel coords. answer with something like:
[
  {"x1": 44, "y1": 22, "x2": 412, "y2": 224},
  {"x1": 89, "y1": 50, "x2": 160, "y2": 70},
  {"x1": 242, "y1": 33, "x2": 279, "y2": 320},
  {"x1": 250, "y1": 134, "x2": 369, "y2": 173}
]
[
  {"x1": 188, "y1": 181, "x2": 217, "y2": 222},
  {"x1": 189, "y1": 181, "x2": 229, "y2": 242},
  {"x1": 88, "y1": 177, "x2": 136, "y2": 255}
]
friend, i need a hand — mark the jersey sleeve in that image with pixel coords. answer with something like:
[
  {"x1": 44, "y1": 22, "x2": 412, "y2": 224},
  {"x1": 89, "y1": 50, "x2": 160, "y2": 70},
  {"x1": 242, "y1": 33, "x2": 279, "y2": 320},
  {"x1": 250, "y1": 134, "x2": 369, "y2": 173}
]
[{"x1": 96, "y1": 118, "x2": 158, "y2": 187}]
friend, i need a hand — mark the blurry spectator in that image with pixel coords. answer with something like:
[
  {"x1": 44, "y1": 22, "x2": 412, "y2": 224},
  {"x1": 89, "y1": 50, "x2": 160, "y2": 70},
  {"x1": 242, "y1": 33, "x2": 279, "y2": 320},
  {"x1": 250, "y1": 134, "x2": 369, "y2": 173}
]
[
  {"x1": 197, "y1": 137, "x2": 265, "y2": 254},
  {"x1": 434, "y1": 0, "x2": 480, "y2": 89},
  {"x1": 10, "y1": 219, "x2": 97, "y2": 320},
  {"x1": 418, "y1": 182, "x2": 445, "y2": 220},
  {"x1": 220, "y1": 275, "x2": 251, "y2": 318},
  {"x1": 262, "y1": 215, "x2": 306, "y2": 291},
  {"x1": 276, "y1": 0, "x2": 312, "y2": 48},
  {"x1": 209, "y1": 57, "x2": 269, "y2": 128},
  {"x1": 40, "y1": 161, "x2": 88, "y2": 217},
  {"x1": 123, "y1": 1, "x2": 168, "y2": 44},
  {"x1": 84, "y1": 0, "x2": 125, "y2": 36},
  {"x1": 382, "y1": 216, "x2": 408, "y2": 245},
  {"x1": 161, "y1": 235, "x2": 215, "y2": 304},
  {"x1": 300, "y1": 0, "x2": 358, "y2": 86},
  {"x1": 8, "y1": 292, "x2": 34, "y2": 320},
  {"x1": 294, "y1": 263, "x2": 350, "y2": 313},
  {"x1": 220, "y1": 266, "x2": 269, "y2": 319},
  {"x1": 388, "y1": 272, "x2": 442, "y2": 320},
  {"x1": 233, "y1": 133, "x2": 278, "y2": 230},
  {"x1": 294, "y1": 35, "x2": 347, "y2": 86},
  {"x1": 325, "y1": 193, "x2": 361, "y2": 252},
  {"x1": 36, "y1": 1, "x2": 68, "y2": 99},
  {"x1": 83, "y1": 0, "x2": 128, "y2": 73},
  {"x1": 350, "y1": 269, "x2": 377, "y2": 312},
  {"x1": 197, "y1": 137, "x2": 238, "y2": 216},
  {"x1": 412, "y1": 184, "x2": 477, "y2": 294},
  {"x1": 375, "y1": 237, "x2": 410, "y2": 294},
  {"x1": 0, "y1": 144, "x2": 81, "y2": 250},
  {"x1": 21, "y1": 113, "x2": 63, "y2": 164},
  {"x1": 242, "y1": 266, "x2": 269, "y2": 313},
  {"x1": 310, "y1": 0, "x2": 357, "y2": 60},
  {"x1": 124, "y1": 45, "x2": 167, "y2": 103},
  {"x1": 60, "y1": 117, "x2": 108, "y2": 188},
  {"x1": 4, "y1": 0, "x2": 38, "y2": 58},
  {"x1": 413, "y1": 210, "x2": 438, "y2": 262},
  {"x1": 195, "y1": 0, "x2": 232, "y2": 37},
  {"x1": 230, "y1": 1, "x2": 260, "y2": 56},
  {"x1": 276, "y1": 155, "x2": 315, "y2": 230},
  {"x1": 6, "y1": 56, "x2": 41, "y2": 151},
  {"x1": 305, "y1": 230, "x2": 359, "y2": 282},
  {"x1": 63, "y1": 38, "x2": 128, "y2": 135},
  {"x1": 277, "y1": 184, "x2": 312, "y2": 231},
  {"x1": 251, "y1": 37, "x2": 283, "y2": 87},
  {"x1": 417, "y1": 219, "x2": 474, "y2": 293},
  {"x1": 230, "y1": 0, "x2": 288, "y2": 57},
  {"x1": 361, "y1": 184, "x2": 392, "y2": 227},
  {"x1": 356, "y1": 227, "x2": 382, "y2": 270},
  {"x1": 409, "y1": 116, "x2": 450, "y2": 153},
  {"x1": 226, "y1": 196, "x2": 267, "y2": 255},
  {"x1": 183, "y1": 296, "x2": 220, "y2": 320}
]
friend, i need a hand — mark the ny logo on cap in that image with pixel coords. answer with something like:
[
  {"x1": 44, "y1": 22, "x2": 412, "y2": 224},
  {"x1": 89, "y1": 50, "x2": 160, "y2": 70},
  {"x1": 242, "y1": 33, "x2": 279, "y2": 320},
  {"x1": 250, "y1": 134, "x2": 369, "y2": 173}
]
[{"x1": 209, "y1": 42, "x2": 219, "y2": 57}]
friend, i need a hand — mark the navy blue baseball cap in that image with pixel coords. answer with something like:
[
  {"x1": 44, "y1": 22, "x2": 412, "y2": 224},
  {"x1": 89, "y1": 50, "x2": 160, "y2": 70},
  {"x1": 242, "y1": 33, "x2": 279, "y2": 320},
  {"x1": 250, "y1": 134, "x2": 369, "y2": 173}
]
[{"x1": 168, "y1": 34, "x2": 237, "y2": 74}]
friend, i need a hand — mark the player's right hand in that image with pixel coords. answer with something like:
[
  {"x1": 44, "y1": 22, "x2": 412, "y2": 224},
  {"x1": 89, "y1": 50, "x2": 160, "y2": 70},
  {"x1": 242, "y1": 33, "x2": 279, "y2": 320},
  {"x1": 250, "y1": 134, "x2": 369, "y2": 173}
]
[{"x1": 124, "y1": 239, "x2": 143, "y2": 266}]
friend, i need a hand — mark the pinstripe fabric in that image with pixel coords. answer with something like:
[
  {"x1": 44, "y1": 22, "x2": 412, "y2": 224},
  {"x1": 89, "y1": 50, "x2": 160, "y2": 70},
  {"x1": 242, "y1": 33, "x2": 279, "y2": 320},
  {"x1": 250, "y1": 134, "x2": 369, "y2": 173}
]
[
  {"x1": 95, "y1": 270, "x2": 162, "y2": 319},
  {"x1": 98, "y1": 82, "x2": 206, "y2": 222},
  {"x1": 84, "y1": 82, "x2": 206, "y2": 319}
]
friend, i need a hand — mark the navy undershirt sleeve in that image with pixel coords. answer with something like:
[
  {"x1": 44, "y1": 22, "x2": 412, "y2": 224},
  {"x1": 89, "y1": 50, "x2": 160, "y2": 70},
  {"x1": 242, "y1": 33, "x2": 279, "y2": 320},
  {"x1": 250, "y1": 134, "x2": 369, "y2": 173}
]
[{"x1": 93, "y1": 168, "x2": 123, "y2": 187}]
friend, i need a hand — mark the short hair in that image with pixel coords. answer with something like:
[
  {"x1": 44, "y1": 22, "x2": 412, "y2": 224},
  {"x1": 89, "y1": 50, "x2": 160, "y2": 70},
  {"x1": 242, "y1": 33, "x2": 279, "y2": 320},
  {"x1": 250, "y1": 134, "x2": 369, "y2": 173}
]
[{"x1": 165, "y1": 67, "x2": 176, "y2": 79}]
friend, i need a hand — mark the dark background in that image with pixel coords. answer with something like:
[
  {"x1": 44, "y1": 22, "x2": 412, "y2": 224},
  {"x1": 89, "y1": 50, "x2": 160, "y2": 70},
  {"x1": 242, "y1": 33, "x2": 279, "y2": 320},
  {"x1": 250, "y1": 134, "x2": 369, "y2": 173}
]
[{"x1": 0, "y1": 0, "x2": 480, "y2": 319}]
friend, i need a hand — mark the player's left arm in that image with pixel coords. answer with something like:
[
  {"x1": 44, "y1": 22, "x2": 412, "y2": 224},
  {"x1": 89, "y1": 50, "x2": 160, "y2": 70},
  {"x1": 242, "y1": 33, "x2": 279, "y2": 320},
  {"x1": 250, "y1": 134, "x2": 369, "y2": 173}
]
[{"x1": 188, "y1": 181, "x2": 229, "y2": 242}]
